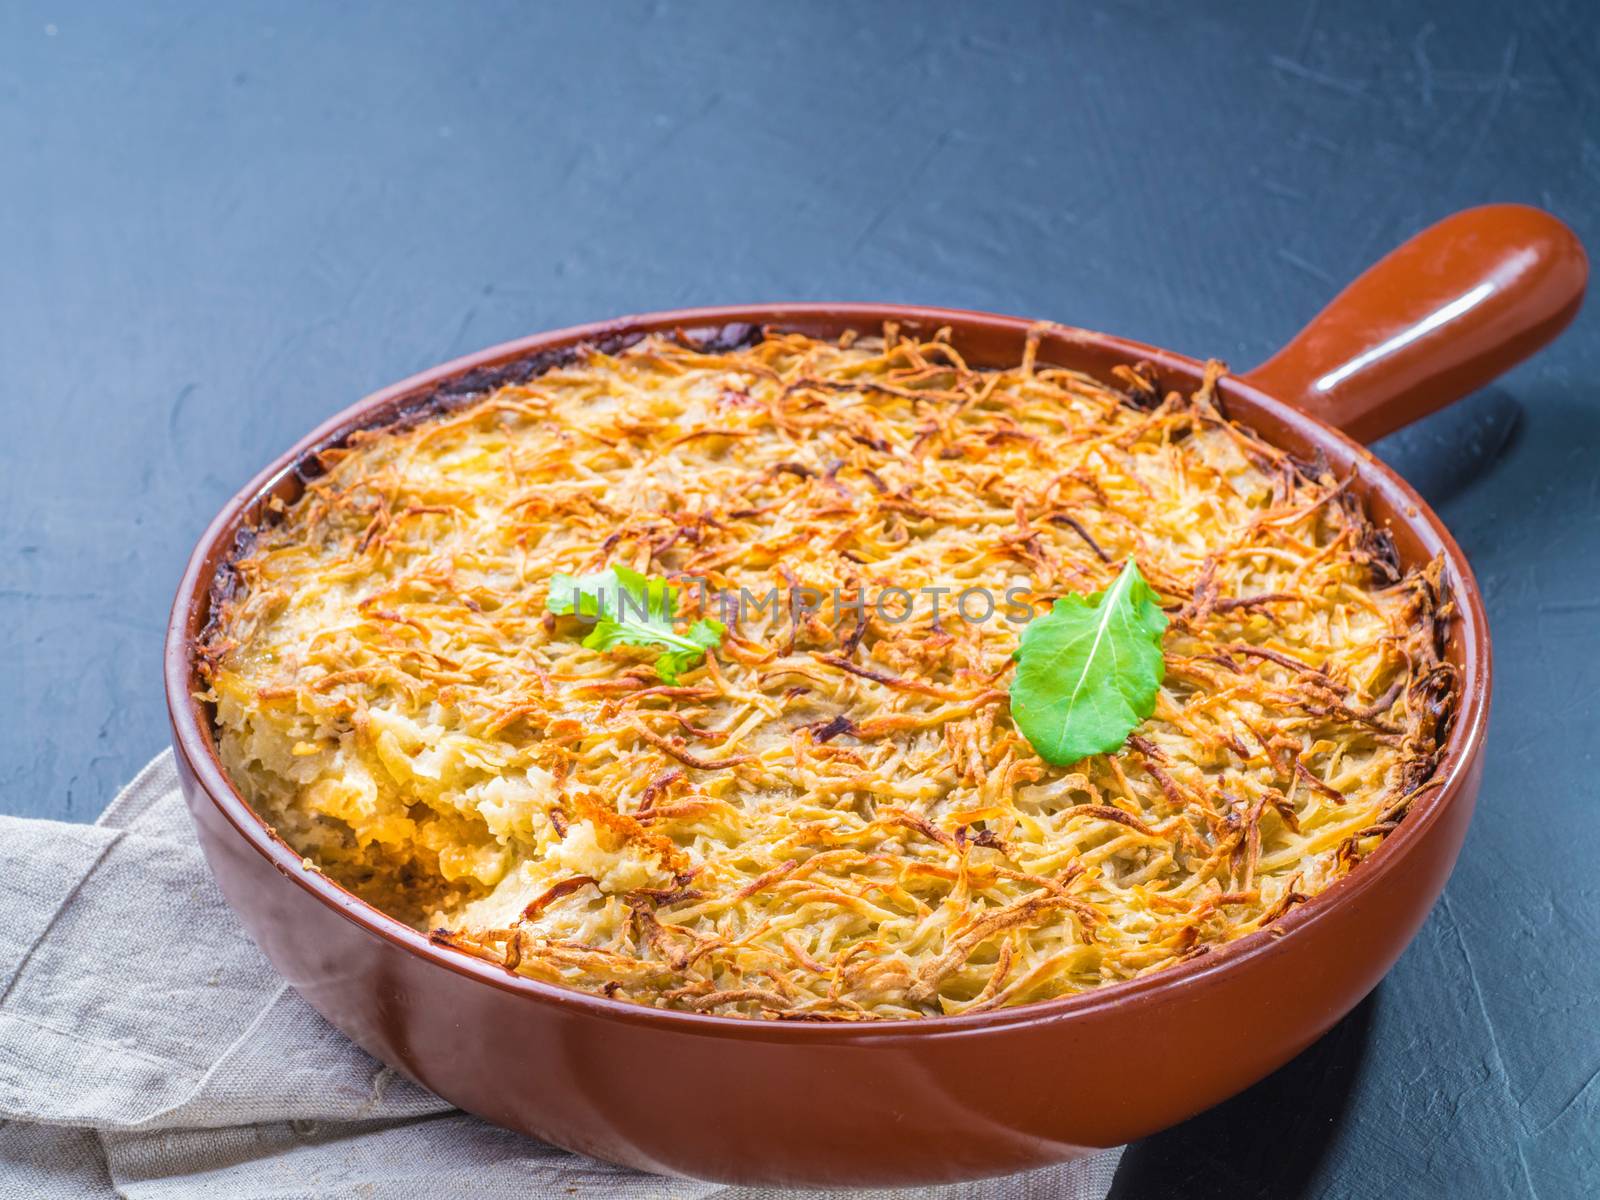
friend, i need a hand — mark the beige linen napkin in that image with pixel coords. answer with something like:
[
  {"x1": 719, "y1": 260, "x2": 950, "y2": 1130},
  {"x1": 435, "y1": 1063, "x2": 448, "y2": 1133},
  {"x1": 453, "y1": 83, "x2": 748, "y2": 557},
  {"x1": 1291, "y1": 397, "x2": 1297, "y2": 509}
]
[{"x1": 0, "y1": 752, "x2": 1123, "y2": 1199}]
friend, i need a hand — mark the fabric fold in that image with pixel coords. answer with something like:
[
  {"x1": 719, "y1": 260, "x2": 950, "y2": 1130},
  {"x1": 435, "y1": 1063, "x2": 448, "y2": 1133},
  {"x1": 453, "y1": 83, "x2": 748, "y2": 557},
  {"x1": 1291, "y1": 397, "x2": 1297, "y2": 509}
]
[{"x1": 0, "y1": 751, "x2": 1121, "y2": 1198}]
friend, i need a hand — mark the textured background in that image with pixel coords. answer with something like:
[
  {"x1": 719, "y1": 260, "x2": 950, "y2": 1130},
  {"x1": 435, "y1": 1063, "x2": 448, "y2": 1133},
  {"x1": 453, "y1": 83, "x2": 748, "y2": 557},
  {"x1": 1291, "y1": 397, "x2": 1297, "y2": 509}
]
[{"x1": 2, "y1": 2, "x2": 1596, "y2": 1196}]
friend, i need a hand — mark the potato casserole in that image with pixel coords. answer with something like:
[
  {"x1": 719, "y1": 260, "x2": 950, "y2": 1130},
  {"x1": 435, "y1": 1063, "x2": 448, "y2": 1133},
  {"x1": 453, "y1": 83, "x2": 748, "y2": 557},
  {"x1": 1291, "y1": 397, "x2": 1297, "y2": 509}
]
[{"x1": 198, "y1": 326, "x2": 1457, "y2": 1019}]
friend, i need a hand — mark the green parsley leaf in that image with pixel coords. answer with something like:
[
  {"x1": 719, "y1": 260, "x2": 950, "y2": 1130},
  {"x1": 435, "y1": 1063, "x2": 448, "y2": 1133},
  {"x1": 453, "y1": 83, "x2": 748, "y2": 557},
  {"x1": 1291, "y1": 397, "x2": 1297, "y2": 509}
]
[
  {"x1": 1008, "y1": 560, "x2": 1168, "y2": 766},
  {"x1": 546, "y1": 564, "x2": 725, "y2": 685}
]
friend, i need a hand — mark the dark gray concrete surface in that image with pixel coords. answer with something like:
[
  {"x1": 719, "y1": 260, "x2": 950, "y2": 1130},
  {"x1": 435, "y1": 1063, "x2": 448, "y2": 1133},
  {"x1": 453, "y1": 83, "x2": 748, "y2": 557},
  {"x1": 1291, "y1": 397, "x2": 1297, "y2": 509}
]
[{"x1": 2, "y1": 3, "x2": 1595, "y2": 1195}]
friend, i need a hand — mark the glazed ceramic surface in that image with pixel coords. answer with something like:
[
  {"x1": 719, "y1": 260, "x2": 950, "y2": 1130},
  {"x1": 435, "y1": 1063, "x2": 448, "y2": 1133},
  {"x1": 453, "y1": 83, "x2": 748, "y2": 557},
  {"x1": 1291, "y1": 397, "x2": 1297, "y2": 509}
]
[{"x1": 166, "y1": 206, "x2": 1584, "y2": 1187}]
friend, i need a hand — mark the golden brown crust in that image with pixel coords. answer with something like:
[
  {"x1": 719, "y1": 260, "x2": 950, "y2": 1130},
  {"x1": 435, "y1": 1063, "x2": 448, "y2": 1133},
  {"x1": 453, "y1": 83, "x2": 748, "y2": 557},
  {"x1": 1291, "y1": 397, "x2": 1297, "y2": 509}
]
[{"x1": 200, "y1": 327, "x2": 1455, "y2": 1019}]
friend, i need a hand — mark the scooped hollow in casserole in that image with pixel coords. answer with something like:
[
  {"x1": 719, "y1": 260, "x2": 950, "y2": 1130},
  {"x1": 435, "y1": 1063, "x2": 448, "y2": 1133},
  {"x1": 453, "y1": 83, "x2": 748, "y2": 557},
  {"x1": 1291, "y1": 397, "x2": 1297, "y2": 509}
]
[{"x1": 197, "y1": 326, "x2": 1456, "y2": 1019}]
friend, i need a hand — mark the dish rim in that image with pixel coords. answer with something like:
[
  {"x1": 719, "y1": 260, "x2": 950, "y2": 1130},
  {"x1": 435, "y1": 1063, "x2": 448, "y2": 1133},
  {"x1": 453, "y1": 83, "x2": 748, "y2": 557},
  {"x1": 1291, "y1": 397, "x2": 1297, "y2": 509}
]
[{"x1": 164, "y1": 301, "x2": 1492, "y2": 1042}]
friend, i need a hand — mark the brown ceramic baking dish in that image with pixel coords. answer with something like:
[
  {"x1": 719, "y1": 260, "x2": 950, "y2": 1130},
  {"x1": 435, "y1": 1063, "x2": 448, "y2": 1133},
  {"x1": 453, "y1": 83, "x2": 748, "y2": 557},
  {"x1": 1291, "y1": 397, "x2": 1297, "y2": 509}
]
[{"x1": 166, "y1": 205, "x2": 1584, "y2": 1188}]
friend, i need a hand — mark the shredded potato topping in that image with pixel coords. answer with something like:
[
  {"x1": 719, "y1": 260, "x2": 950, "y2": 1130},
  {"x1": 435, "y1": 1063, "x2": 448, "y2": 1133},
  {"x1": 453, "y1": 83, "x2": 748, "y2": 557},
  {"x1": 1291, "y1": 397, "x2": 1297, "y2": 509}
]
[{"x1": 200, "y1": 326, "x2": 1457, "y2": 1019}]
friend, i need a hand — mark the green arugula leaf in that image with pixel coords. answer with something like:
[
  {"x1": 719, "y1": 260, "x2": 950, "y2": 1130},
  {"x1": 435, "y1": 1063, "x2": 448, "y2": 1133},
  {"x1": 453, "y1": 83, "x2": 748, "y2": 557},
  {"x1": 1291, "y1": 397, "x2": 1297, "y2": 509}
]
[
  {"x1": 1009, "y1": 560, "x2": 1168, "y2": 766},
  {"x1": 546, "y1": 564, "x2": 725, "y2": 685}
]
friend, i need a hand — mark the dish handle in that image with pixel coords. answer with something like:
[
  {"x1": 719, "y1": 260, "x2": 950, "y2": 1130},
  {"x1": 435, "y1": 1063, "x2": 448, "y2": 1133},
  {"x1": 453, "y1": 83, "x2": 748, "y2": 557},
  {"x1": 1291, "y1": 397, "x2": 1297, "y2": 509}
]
[{"x1": 1241, "y1": 204, "x2": 1587, "y2": 443}]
